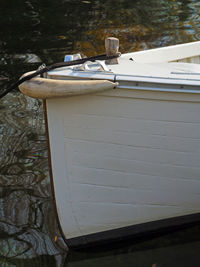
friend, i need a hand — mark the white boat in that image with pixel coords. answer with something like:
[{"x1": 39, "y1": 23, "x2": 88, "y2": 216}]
[{"x1": 19, "y1": 38, "x2": 200, "y2": 248}]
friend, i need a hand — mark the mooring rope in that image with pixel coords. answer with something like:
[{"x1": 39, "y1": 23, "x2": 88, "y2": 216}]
[{"x1": 0, "y1": 53, "x2": 120, "y2": 100}]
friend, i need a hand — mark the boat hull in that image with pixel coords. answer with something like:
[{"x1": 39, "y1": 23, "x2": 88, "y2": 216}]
[
  {"x1": 45, "y1": 87, "x2": 200, "y2": 246},
  {"x1": 66, "y1": 212, "x2": 200, "y2": 248}
]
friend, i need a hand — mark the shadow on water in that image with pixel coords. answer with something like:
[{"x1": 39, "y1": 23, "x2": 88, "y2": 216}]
[
  {"x1": 1, "y1": 0, "x2": 200, "y2": 266},
  {"x1": 66, "y1": 225, "x2": 200, "y2": 267}
]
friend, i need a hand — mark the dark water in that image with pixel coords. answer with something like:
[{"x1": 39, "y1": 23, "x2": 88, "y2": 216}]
[{"x1": 1, "y1": 0, "x2": 200, "y2": 266}]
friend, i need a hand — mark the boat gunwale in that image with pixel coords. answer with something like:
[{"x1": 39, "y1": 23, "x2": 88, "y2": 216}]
[{"x1": 121, "y1": 41, "x2": 200, "y2": 63}]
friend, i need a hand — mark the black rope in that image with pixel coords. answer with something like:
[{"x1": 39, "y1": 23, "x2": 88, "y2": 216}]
[{"x1": 0, "y1": 53, "x2": 120, "y2": 100}]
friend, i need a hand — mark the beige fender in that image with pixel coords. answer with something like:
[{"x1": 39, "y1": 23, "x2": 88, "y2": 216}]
[{"x1": 19, "y1": 71, "x2": 117, "y2": 99}]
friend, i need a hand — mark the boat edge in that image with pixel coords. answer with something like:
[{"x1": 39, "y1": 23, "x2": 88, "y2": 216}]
[
  {"x1": 43, "y1": 100, "x2": 70, "y2": 250},
  {"x1": 66, "y1": 212, "x2": 200, "y2": 250}
]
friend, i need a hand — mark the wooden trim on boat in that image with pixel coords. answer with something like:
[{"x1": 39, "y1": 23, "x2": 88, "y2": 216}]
[
  {"x1": 67, "y1": 212, "x2": 200, "y2": 250},
  {"x1": 19, "y1": 72, "x2": 117, "y2": 99}
]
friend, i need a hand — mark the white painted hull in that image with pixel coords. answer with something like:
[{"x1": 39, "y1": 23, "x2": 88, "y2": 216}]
[
  {"x1": 46, "y1": 86, "x2": 200, "y2": 242},
  {"x1": 21, "y1": 40, "x2": 200, "y2": 245}
]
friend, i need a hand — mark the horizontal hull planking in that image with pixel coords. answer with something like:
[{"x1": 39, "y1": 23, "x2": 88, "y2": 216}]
[{"x1": 45, "y1": 85, "x2": 200, "y2": 246}]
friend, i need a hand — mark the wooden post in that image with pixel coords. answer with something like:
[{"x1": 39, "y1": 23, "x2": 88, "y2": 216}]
[{"x1": 105, "y1": 37, "x2": 119, "y2": 64}]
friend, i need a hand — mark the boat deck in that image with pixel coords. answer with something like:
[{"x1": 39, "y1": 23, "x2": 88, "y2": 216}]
[{"x1": 48, "y1": 58, "x2": 200, "y2": 93}]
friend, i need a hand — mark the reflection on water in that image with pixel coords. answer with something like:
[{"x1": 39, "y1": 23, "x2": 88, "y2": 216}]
[
  {"x1": 0, "y1": 94, "x2": 67, "y2": 266},
  {"x1": 1, "y1": 0, "x2": 200, "y2": 266},
  {"x1": 66, "y1": 226, "x2": 200, "y2": 267}
]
